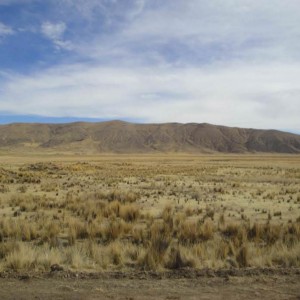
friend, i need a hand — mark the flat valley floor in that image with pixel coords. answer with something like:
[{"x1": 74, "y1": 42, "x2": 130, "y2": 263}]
[{"x1": 0, "y1": 153, "x2": 299, "y2": 299}]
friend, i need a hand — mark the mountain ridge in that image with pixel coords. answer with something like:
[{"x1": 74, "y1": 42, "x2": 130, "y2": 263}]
[{"x1": 0, "y1": 121, "x2": 299, "y2": 153}]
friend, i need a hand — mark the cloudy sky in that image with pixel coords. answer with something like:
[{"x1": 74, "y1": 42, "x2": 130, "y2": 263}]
[{"x1": 0, "y1": 0, "x2": 299, "y2": 132}]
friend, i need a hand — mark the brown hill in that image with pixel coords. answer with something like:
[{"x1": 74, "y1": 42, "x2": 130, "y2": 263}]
[{"x1": 0, "y1": 120, "x2": 299, "y2": 153}]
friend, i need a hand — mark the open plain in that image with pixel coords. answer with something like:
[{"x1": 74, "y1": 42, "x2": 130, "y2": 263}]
[{"x1": 0, "y1": 153, "x2": 299, "y2": 299}]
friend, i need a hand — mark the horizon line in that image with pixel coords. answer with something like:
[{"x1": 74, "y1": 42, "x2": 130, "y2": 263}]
[{"x1": 0, "y1": 114, "x2": 299, "y2": 135}]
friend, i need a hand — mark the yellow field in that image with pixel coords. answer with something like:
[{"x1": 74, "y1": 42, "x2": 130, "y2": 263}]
[{"x1": 0, "y1": 154, "x2": 299, "y2": 272}]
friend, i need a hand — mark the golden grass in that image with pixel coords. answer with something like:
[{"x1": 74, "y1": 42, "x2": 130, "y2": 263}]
[{"x1": 0, "y1": 154, "x2": 299, "y2": 271}]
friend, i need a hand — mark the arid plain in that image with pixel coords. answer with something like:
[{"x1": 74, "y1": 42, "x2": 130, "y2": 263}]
[{"x1": 0, "y1": 153, "x2": 299, "y2": 299}]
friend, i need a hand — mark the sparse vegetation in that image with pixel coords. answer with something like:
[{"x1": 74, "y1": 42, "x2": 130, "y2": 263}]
[{"x1": 0, "y1": 154, "x2": 299, "y2": 272}]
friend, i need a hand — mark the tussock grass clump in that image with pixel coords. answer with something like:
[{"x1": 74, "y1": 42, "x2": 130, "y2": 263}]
[
  {"x1": 103, "y1": 218, "x2": 126, "y2": 241},
  {"x1": 178, "y1": 219, "x2": 215, "y2": 244},
  {"x1": 139, "y1": 222, "x2": 172, "y2": 270},
  {"x1": 3, "y1": 243, "x2": 62, "y2": 271},
  {"x1": 105, "y1": 190, "x2": 139, "y2": 203},
  {"x1": 0, "y1": 219, "x2": 39, "y2": 241},
  {"x1": 165, "y1": 246, "x2": 196, "y2": 269},
  {"x1": 5, "y1": 243, "x2": 37, "y2": 270},
  {"x1": 119, "y1": 204, "x2": 140, "y2": 222},
  {"x1": 178, "y1": 220, "x2": 199, "y2": 244},
  {"x1": 66, "y1": 219, "x2": 98, "y2": 244},
  {"x1": 236, "y1": 245, "x2": 249, "y2": 267},
  {"x1": 162, "y1": 205, "x2": 174, "y2": 228}
]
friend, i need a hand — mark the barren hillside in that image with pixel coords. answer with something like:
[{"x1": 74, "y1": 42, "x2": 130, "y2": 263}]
[{"x1": 0, "y1": 121, "x2": 299, "y2": 153}]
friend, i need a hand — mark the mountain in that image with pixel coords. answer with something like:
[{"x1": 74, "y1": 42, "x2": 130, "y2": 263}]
[{"x1": 0, "y1": 120, "x2": 299, "y2": 153}]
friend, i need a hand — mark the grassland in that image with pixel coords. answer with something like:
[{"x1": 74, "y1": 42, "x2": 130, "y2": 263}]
[{"x1": 0, "y1": 154, "x2": 299, "y2": 273}]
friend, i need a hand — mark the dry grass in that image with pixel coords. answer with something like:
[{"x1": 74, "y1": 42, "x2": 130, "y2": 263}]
[{"x1": 0, "y1": 154, "x2": 299, "y2": 272}]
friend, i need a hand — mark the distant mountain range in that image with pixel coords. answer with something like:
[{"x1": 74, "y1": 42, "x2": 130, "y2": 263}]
[{"x1": 0, "y1": 121, "x2": 299, "y2": 153}]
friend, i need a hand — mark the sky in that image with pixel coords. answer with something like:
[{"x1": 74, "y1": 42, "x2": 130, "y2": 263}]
[{"x1": 0, "y1": 0, "x2": 299, "y2": 133}]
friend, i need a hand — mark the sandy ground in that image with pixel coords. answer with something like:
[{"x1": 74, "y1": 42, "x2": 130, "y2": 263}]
[{"x1": 0, "y1": 270, "x2": 299, "y2": 300}]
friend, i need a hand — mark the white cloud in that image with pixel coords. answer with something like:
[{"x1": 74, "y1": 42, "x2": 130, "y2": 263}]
[
  {"x1": 41, "y1": 21, "x2": 72, "y2": 50},
  {"x1": 62, "y1": 0, "x2": 300, "y2": 71},
  {"x1": 0, "y1": 22, "x2": 14, "y2": 37},
  {"x1": 0, "y1": 61, "x2": 299, "y2": 131},
  {"x1": 120, "y1": 0, "x2": 300, "y2": 61},
  {"x1": 41, "y1": 21, "x2": 66, "y2": 40},
  {"x1": 124, "y1": 1, "x2": 300, "y2": 41}
]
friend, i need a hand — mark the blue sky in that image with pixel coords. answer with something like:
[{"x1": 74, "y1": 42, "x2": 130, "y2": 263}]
[{"x1": 0, "y1": 0, "x2": 299, "y2": 133}]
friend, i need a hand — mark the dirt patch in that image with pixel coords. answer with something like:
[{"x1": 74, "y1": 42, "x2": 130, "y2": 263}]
[
  {"x1": 0, "y1": 270, "x2": 299, "y2": 300},
  {"x1": 1, "y1": 267, "x2": 299, "y2": 280}
]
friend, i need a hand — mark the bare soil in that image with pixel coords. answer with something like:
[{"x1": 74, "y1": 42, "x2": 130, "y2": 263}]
[{"x1": 0, "y1": 269, "x2": 299, "y2": 300}]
